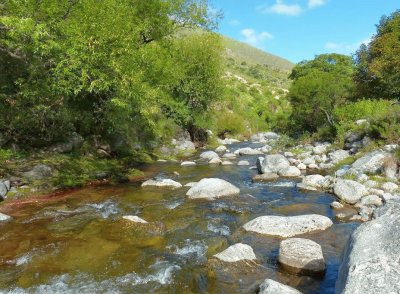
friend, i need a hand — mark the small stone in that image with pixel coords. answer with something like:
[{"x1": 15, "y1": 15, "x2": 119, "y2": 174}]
[
  {"x1": 199, "y1": 151, "x2": 219, "y2": 160},
  {"x1": 308, "y1": 163, "x2": 319, "y2": 169},
  {"x1": 186, "y1": 178, "x2": 240, "y2": 200},
  {"x1": 360, "y1": 195, "x2": 383, "y2": 207},
  {"x1": 209, "y1": 158, "x2": 222, "y2": 165},
  {"x1": 141, "y1": 179, "x2": 182, "y2": 189},
  {"x1": 215, "y1": 145, "x2": 227, "y2": 153},
  {"x1": 381, "y1": 182, "x2": 398, "y2": 193},
  {"x1": 122, "y1": 215, "x2": 148, "y2": 223},
  {"x1": 331, "y1": 201, "x2": 344, "y2": 209},
  {"x1": 181, "y1": 161, "x2": 196, "y2": 167},
  {"x1": 0, "y1": 212, "x2": 11, "y2": 222},
  {"x1": 237, "y1": 160, "x2": 250, "y2": 166},
  {"x1": 297, "y1": 163, "x2": 307, "y2": 170},
  {"x1": 279, "y1": 166, "x2": 301, "y2": 177}
]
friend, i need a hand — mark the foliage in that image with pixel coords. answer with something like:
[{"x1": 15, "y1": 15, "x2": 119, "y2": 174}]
[
  {"x1": 0, "y1": 0, "x2": 220, "y2": 148},
  {"x1": 334, "y1": 99, "x2": 400, "y2": 145},
  {"x1": 287, "y1": 53, "x2": 356, "y2": 136},
  {"x1": 354, "y1": 10, "x2": 400, "y2": 100}
]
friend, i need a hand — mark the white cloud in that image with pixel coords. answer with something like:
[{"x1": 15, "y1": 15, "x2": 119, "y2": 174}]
[
  {"x1": 261, "y1": 0, "x2": 303, "y2": 16},
  {"x1": 324, "y1": 37, "x2": 372, "y2": 55},
  {"x1": 240, "y1": 28, "x2": 273, "y2": 47},
  {"x1": 308, "y1": 0, "x2": 326, "y2": 8}
]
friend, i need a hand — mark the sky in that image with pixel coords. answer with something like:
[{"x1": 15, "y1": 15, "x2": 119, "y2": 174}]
[{"x1": 210, "y1": 0, "x2": 399, "y2": 63}]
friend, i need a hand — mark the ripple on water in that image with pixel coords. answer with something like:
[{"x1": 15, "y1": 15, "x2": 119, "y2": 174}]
[{"x1": 167, "y1": 239, "x2": 208, "y2": 264}]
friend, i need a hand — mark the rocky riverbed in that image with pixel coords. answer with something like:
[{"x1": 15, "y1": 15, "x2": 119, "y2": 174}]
[{"x1": 0, "y1": 132, "x2": 399, "y2": 293}]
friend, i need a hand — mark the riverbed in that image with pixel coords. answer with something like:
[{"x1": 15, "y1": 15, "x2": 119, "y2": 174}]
[{"x1": 0, "y1": 142, "x2": 358, "y2": 293}]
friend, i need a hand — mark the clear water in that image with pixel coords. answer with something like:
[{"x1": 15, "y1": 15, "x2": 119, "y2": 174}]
[{"x1": 0, "y1": 144, "x2": 358, "y2": 293}]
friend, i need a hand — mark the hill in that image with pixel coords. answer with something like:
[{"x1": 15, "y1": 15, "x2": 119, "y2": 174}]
[{"x1": 222, "y1": 36, "x2": 294, "y2": 72}]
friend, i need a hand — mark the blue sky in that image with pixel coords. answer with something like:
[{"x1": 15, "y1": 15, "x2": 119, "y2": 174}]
[{"x1": 210, "y1": 0, "x2": 399, "y2": 63}]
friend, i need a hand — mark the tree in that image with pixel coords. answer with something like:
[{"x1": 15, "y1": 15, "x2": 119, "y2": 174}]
[
  {"x1": 355, "y1": 10, "x2": 400, "y2": 100},
  {"x1": 287, "y1": 54, "x2": 355, "y2": 134}
]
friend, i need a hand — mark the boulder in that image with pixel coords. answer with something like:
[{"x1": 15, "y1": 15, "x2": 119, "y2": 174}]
[
  {"x1": 259, "y1": 279, "x2": 302, "y2": 294},
  {"x1": 313, "y1": 144, "x2": 329, "y2": 155},
  {"x1": 209, "y1": 158, "x2": 222, "y2": 165},
  {"x1": 297, "y1": 163, "x2": 307, "y2": 170},
  {"x1": 181, "y1": 161, "x2": 196, "y2": 167},
  {"x1": 279, "y1": 238, "x2": 326, "y2": 275},
  {"x1": 333, "y1": 179, "x2": 369, "y2": 204},
  {"x1": 215, "y1": 145, "x2": 227, "y2": 153},
  {"x1": 381, "y1": 182, "x2": 398, "y2": 193},
  {"x1": 258, "y1": 154, "x2": 290, "y2": 174},
  {"x1": 242, "y1": 214, "x2": 333, "y2": 238},
  {"x1": 174, "y1": 139, "x2": 195, "y2": 152},
  {"x1": 237, "y1": 160, "x2": 250, "y2": 166},
  {"x1": 235, "y1": 147, "x2": 263, "y2": 156},
  {"x1": 0, "y1": 212, "x2": 11, "y2": 222},
  {"x1": 351, "y1": 151, "x2": 389, "y2": 174},
  {"x1": 186, "y1": 178, "x2": 240, "y2": 200},
  {"x1": 23, "y1": 164, "x2": 53, "y2": 180},
  {"x1": 331, "y1": 201, "x2": 344, "y2": 209},
  {"x1": 329, "y1": 150, "x2": 350, "y2": 164},
  {"x1": 200, "y1": 151, "x2": 220, "y2": 161},
  {"x1": 122, "y1": 215, "x2": 148, "y2": 223},
  {"x1": 252, "y1": 173, "x2": 279, "y2": 182},
  {"x1": 279, "y1": 166, "x2": 301, "y2": 177},
  {"x1": 141, "y1": 179, "x2": 182, "y2": 189},
  {"x1": 360, "y1": 195, "x2": 383, "y2": 207},
  {"x1": 297, "y1": 174, "x2": 329, "y2": 191},
  {"x1": 336, "y1": 200, "x2": 400, "y2": 294},
  {"x1": 303, "y1": 157, "x2": 316, "y2": 165},
  {"x1": 383, "y1": 155, "x2": 398, "y2": 179},
  {"x1": 213, "y1": 243, "x2": 256, "y2": 263}
]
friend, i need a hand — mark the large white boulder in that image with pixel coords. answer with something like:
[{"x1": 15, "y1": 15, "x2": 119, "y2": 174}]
[
  {"x1": 213, "y1": 243, "x2": 256, "y2": 263},
  {"x1": 258, "y1": 154, "x2": 290, "y2": 174},
  {"x1": 333, "y1": 179, "x2": 369, "y2": 204},
  {"x1": 351, "y1": 151, "x2": 389, "y2": 174},
  {"x1": 186, "y1": 178, "x2": 240, "y2": 200},
  {"x1": 279, "y1": 238, "x2": 326, "y2": 274},
  {"x1": 199, "y1": 151, "x2": 220, "y2": 160},
  {"x1": 141, "y1": 179, "x2": 182, "y2": 189},
  {"x1": 243, "y1": 214, "x2": 333, "y2": 237}
]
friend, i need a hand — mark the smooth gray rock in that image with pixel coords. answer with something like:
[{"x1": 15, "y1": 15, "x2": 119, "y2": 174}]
[
  {"x1": 331, "y1": 201, "x2": 344, "y2": 209},
  {"x1": 235, "y1": 147, "x2": 263, "y2": 155},
  {"x1": 329, "y1": 150, "x2": 350, "y2": 164},
  {"x1": 237, "y1": 160, "x2": 250, "y2": 166},
  {"x1": 360, "y1": 195, "x2": 383, "y2": 207},
  {"x1": 258, "y1": 154, "x2": 290, "y2": 174},
  {"x1": 141, "y1": 179, "x2": 182, "y2": 189},
  {"x1": 333, "y1": 179, "x2": 369, "y2": 204},
  {"x1": 279, "y1": 166, "x2": 301, "y2": 177},
  {"x1": 186, "y1": 178, "x2": 240, "y2": 200},
  {"x1": 215, "y1": 145, "x2": 227, "y2": 153},
  {"x1": 181, "y1": 161, "x2": 196, "y2": 167},
  {"x1": 279, "y1": 238, "x2": 326, "y2": 274},
  {"x1": 243, "y1": 214, "x2": 333, "y2": 238},
  {"x1": 298, "y1": 174, "x2": 329, "y2": 191},
  {"x1": 252, "y1": 173, "x2": 279, "y2": 182},
  {"x1": 209, "y1": 158, "x2": 222, "y2": 165},
  {"x1": 199, "y1": 151, "x2": 220, "y2": 160},
  {"x1": 336, "y1": 200, "x2": 400, "y2": 294},
  {"x1": 213, "y1": 243, "x2": 256, "y2": 262},
  {"x1": 259, "y1": 279, "x2": 302, "y2": 294},
  {"x1": 23, "y1": 164, "x2": 53, "y2": 180},
  {"x1": 351, "y1": 151, "x2": 389, "y2": 174}
]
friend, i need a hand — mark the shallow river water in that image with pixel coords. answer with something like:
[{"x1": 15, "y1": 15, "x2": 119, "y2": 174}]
[{"x1": 0, "y1": 143, "x2": 358, "y2": 293}]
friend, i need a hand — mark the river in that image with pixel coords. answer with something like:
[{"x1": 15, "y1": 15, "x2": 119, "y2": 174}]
[{"x1": 0, "y1": 142, "x2": 358, "y2": 293}]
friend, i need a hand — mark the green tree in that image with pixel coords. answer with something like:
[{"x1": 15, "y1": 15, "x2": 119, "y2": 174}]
[
  {"x1": 355, "y1": 10, "x2": 400, "y2": 100},
  {"x1": 287, "y1": 54, "x2": 355, "y2": 135}
]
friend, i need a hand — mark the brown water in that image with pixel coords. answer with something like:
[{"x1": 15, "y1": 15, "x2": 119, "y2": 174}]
[{"x1": 0, "y1": 143, "x2": 358, "y2": 293}]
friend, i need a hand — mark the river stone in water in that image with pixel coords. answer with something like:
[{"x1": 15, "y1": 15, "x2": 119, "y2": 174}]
[
  {"x1": 252, "y1": 173, "x2": 279, "y2": 182},
  {"x1": 258, "y1": 154, "x2": 290, "y2": 174},
  {"x1": 336, "y1": 200, "x2": 400, "y2": 294},
  {"x1": 242, "y1": 214, "x2": 333, "y2": 238},
  {"x1": 141, "y1": 179, "x2": 182, "y2": 189},
  {"x1": 259, "y1": 279, "x2": 302, "y2": 294},
  {"x1": 122, "y1": 215, "x2": 148, "y2": 223},
  {"x1": 181, "y1": 161, "x2": 196, "y2": 167},
  {"x1": 213, "y1": 243, "x2": 256, "y2": 262},
  {"x1": 235, "y1": 147, "x2": 263, "y2": 155},
  {"x1": 333, "y1": 179, "x2": 368, "y2": 204},
  {"x1": 199, "y1": 151, "x2": 220, "y2": 160},
  {"x1": 0, "y1": 212, "x2": 11, "y2": 222},
  {"x1": 279, "y1": 238, "x2": 326, "y2": 275},
  {"x1": 186, "y1": 178, "x2": 240, "y2": 200},
  {"x1": 279, "y1": 166, "x2": 301, "y2": 177}
]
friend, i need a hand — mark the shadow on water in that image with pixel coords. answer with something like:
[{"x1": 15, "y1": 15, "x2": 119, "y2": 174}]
[{"x1": 0, "y1": 144, "x2": 359, "y2": 293}]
